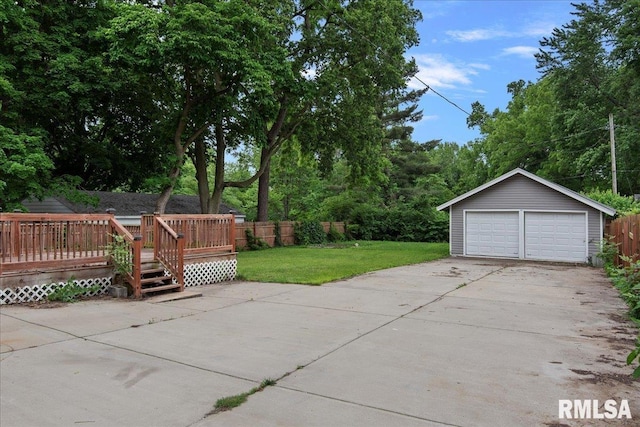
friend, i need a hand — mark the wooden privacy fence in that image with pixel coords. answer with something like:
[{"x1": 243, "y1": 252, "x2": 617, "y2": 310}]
[
  {"x1": 125, "y1": 217, "x2": 346, "y2": 250},
  {"x1": 234, "y1": 221, "x2": 346, "y2": 249},
  {"x1": 607, "y1": 214, "x2": 640, "y2": 266}
]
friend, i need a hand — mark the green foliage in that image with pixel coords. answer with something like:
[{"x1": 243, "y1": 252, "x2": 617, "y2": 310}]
[
  {"x1": 583, "y1": 189, "x2": 640, "y2": 216},
  {"x1": 47, "y1": 278, "x2": 100, "y2": 303},
  {"x1": 104, "y1": 234, "x2": 133, "y2": 276},
  {"x1": 467, "y1": 79, "x2": 557, "y2": 180},
  {"x1": 212, "y1": 378, "x2": 276, "y2": 414},
  {"x1": 608, "y1": 257, "x2": 640, "y2": 319},
  {"x1": 601, "y1": 245, "x2": 640, "y2": 378},
  {"x1": 326, "y1": 225, "x2": 345, "y2": 243},
  {"x1": 628, "y1": 344, "x2": 640, "y2": 379},
  {"x1": 244, "y1": 229, "x2": 268, "y2": 251},
  {"x1": 325, "y1": 195, "x2": 449, "y2": 243},
  {"x1": 273, "y1": 221, "x2": 283, "y2": 247},
  {"x1": 294, "y1": 221, "x2": 326, "y2": 246},
  {"x1": 598, "y1": 239, "x2": 620, "y2": 267},
  {"x1": 213, "y1": 394, "x2": 247, "y2": 413},
  {"x1": 0, "y1": 0, "x2": 162, "y2": 196},
  {"x1": 0, "y1": 126, "x2": 53, "y2": 210},
  {"x1": 535, "y1": 0, "x2": 640, "y2": 195}
]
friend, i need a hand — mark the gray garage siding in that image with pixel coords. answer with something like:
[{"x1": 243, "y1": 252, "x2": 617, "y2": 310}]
[{"x1": 449, "y1": 174, "x2": 604, "y2": 262}]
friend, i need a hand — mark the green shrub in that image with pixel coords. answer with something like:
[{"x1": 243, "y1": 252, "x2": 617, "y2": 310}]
[
  {"x1": 104, "y1": 233, "x2": 133, "y2": 276},
  {"x1": 274, "y1": 221, "x2": 283, "y2": 247},
  {"x1": 598, "y1": 239, "x2": 619, "y2": 267},
  {"x1": 326, "y1": 224, "x2": 345, "y2": 242},
  {"x1": 294, "y1": 220, "x2": 326, "y2": 245},
  {"x1": 245, "y1": 229, "x2": 269, "y2": 251},
  {"x1": 583, "y1": 189, "x2": 640, "y2": 216},
  {"x1": 600, "y1": 244, "x2": 640, "y2": 378},
  {"x1": 48, "y1": 278, "x2": 100, "y2": 303}
]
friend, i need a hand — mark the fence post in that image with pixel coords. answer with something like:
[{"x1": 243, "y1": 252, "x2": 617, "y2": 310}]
[{"x1": 230, "y1": 215, "x2": 236, "y2": 252}]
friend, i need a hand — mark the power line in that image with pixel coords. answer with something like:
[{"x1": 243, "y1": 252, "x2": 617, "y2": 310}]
[
  {"x1": 412, "y1": 74, "x2": 471, "y2": 115},
  {"x1": 316, "y1": 0, "x2": 471, "y2": 116}
]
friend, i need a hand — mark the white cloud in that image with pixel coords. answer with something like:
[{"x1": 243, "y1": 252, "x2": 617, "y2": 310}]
[
  {"x1": 408, "y1": 54, "x2": 483, "y2": 91},
  {"x1": 501, "y1": 46, "x2": 539, "y2": 58},
  {"x1": 446, "y1": 19, "x2": 561, "y2": 43},
  {"x1": 469, "y1": 63, "x2": 491, "y2": 71},
  {"x1": 446, "y1": 28, "x2": 511, "y2": 42},
  {"x1": 522, "y1": 20, "x2": 558, "y2": 37},
  {"x1": 422, "y1": 115, "x2": 439, "y2": 121}
]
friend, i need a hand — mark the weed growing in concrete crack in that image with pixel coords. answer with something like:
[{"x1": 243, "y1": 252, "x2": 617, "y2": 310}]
[
  {"x1": 456, "y1": 282, "x2": 467, "y2": 289},
  {"x1": 213, "y1": 393, "x2": 247, "y2": 412},
  {"x1": 209, "y1": 378, "x2": 277, "y2": 415}
]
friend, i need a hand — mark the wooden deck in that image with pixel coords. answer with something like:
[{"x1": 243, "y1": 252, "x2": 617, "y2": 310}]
[{"x1": 1, "y1": 213, "x2": 236, "y2": 299}]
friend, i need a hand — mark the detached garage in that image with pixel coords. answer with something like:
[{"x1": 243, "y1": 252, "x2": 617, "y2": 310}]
[{"x1": 437, "y1": 169, "x2": 616, "y2": 264}]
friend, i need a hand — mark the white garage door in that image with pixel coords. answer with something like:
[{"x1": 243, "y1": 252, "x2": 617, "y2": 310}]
[
  {"x1": 524, "y1": 212, "x2": 587, "y2": 262},
  {"x1": 466, "y1": 212, "x2": 519, "y2": 258}
]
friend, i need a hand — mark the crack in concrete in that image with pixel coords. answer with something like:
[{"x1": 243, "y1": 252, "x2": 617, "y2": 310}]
[{"x1": 194, "y1": 265, "x2": 508, "y2": 424}]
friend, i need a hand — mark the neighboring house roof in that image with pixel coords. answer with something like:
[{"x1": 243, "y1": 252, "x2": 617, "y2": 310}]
[
  {"x1": 23, "y1": 191, "x2": 244, "y2": 216},
  {"x1": 436, "y1": 168, "x2": 617, "y2": 216}
]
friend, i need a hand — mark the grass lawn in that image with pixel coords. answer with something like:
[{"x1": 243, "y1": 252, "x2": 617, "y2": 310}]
[{"x1": 236, "y1": 241, "x2": 449, "y2": 285}]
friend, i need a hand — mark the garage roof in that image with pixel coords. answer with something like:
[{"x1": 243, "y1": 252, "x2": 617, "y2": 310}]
[{"x1": 436, "y1": 168, "x2": 617, "y2": 216}]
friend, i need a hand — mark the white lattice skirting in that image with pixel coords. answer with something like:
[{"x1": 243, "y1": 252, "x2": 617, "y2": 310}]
[
  {"x1": 1, "y1": 260, "x2": 236, "y2": 304},
  {"x1": 0, "y1": 277, "x2": 111, "y2": 305},
  {"x1": 184, "y1": 259, "x2": 237, "y2": 287}
]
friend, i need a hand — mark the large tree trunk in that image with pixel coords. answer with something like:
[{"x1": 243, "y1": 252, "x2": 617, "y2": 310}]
[
  {"x1": 256, "y1": 147, "x2": 271, "y2": 221},
  {"x1": 208, "y1": 124, "x2": 227, "y2": 214},
  {"x1": 194, "y1": 138, "x2": 210, "y2": 213},
  {"x1": 156, "y1": 90, "x2": 193, "y2": 214},
  {"x1": 155, "y1": 163, "x2": 182, "y2": 214}
]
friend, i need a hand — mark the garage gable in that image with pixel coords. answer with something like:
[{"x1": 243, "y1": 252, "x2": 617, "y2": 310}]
[{"x1": 437, "y1": 169, "x2": 616, "y2": 264}]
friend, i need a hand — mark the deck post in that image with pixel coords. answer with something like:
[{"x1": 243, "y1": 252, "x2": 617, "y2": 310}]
[
  {"x1": 177, "y1": 233, "x2": 185, "y2": 292},
  {"x1": 11, "y1": 217, "x2": 20, "y2": 261},
  {"x1": 132, "y1": 235, "x2": 143, "y2": 298}
]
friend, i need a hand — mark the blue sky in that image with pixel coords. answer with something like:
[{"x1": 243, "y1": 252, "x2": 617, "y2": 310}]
[{"x1": 407, "y1": 0, "x2": 577, "y2": 145}]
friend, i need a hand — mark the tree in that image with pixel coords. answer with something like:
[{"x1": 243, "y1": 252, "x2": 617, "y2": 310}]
[
  {"x1": 0, "y1": 0, "x2": 168, "y2": 198},
  {"x1": 103, "y1": 0, "x2": 289, "y2": 213},
  {"x1": 466, "y1": 79, "x2": 558, "y2": 181},
  {"x1": 535, "y1": 0, "x2": 640, "y2": 195},
  {"x1": 239, "y1": 0, "x2": 423, "y2": 221}
]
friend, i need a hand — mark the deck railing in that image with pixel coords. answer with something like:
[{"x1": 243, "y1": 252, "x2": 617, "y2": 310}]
[
  {"x1": 0, "y1": 213, "x2": 143, "y2": 285},
  {"x1": 141, "y1": 214, "x2": 155, "y2": 247},
  {"x1": 108, "y1": 217, "x2": 142, "y2": 295},
  {"x1": 154, "y1": 217, "x2": 184, "y2": 295},
  {"x1": 0, "y1": 213, "x2": 114, "y2": 274},
  {"x1": 1, "y1": 213, "x2": 235, "y2": 296},
  {"x1": 155, "y1": 214, "x2": 235, "y2": 255}
]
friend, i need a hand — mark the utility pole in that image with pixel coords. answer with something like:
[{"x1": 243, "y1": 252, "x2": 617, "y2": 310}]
[{"x1": 609, "y1": 113, "x2": 617, "y2": 194}]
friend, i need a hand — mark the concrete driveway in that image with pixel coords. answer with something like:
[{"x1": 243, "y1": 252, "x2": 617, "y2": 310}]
[{"x1": 1, "y1": 258, "x2": 638, "y2": 426}]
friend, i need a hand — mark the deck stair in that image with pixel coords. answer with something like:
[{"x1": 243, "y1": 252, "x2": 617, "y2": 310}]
[{"x1": 138, "y1": 262, "x2": 180, "y2": 295}]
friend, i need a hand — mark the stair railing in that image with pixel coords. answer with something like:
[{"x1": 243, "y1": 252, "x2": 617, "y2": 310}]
[
  {"x1": 154, "y1": 217, "x2": 185, "y2": 292},
  {"x1": 108, "y1": 216, "x2": 142, "y2": 297}
]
